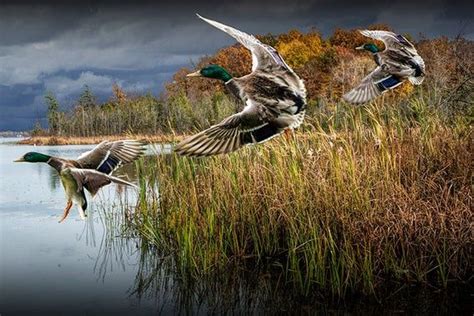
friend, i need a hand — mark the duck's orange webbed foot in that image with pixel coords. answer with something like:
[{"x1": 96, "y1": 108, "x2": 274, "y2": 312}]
[{"x1": 58, "y1": 201, "x2": 73, "y2": 223}]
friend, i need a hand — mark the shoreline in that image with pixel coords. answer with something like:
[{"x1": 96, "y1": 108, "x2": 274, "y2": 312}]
[{"x1": 16, "y1": 134, "x2": 185, "y2": 145}]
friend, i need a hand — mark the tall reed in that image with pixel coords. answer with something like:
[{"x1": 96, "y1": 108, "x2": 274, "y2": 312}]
[{"x1": 130, "y1": 95, "x2": 472, "y2": 296}]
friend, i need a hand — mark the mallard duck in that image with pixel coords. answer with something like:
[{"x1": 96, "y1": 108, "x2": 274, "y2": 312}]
[
  {"x1": 14, "y1": 140, "x2": 145, "y2": 223},
  {"x1": 343, "y1": 30, "x2": 425, "y2": 104},
  {"x1": 174, "y1": 14, "x2": 307, "y2": 156}
]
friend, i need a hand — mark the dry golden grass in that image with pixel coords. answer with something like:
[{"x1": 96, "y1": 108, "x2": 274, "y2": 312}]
[
  {"x1": 131, "y1": 98, "x2": 473, "y2": 297},
  {"x1": 18, "y1": 134, "x2": 187, "y2": 145}
]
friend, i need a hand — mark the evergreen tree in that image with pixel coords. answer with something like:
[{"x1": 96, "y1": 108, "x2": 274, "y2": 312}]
[
  {"x1": 78, "y1": 85, "x2": 96, "y2": 108},
  {"x1": 45, "y1": 92, "x2": 60, "y2": 135}
]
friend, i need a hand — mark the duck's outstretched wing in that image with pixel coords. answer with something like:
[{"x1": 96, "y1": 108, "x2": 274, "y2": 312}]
[
  {"x1": 76, "y1": 140, "x2": 145, "y2": 174},
  {"x1": 196, "y1": 14, "x2": 292, "y2": 73},
  {"x1": 69, "y1": 168, "x2": 137, "y2": 197},
  {"x1": 343, "y1": 66, "x2": 403, "y2": 104},
  {"x1": 360, "y1": 30, "x2": 417, "y2": 54},
  {"x1": 174, "y1": 98, "x2": 295, "y2": 156},
  {"x1": 179, "y1": 15, "x2": 307, "y2": 156}
]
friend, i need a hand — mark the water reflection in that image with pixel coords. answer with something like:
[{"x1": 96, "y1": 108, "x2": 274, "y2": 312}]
[
  {"x1": 0, "y1": 139, "x2": 160, "y2": 314},
  {"x1": 1, "y1": 139, "x2": 471, "y2": 314},
  {"x1": 126, "y1": 244, "x2": 472, "y2": 314}
]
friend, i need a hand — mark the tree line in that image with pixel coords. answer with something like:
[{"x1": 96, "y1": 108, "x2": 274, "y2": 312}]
[{"x1": 39, "y1": 25, "x2": 473, "y2": 137}]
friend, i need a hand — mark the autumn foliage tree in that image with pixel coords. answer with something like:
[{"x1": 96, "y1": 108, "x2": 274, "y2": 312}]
[
  {"x1": 276, "y1": 30, "x2": 323, "y2": 69},
  {"x1": 46, "y1": 25, "x2": 473, "y2": 136},
  {"x1": 166, "y1": 23, "x2": 473, "y2": 113},
  {"x1": 112, "y1": 83, "x2": 128, "y2": 105},
  {"x1": 166, "y1": 25, "x2": 403, "y2": 103}
]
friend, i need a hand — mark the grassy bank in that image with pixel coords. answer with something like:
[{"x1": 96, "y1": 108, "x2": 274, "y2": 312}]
[
  {"x1": 26, "y1": 28, "x2": 471, "y2": 297},
  {"x1": 130, "y1": 96, "x2": 472, "y2": 297},
  {"x1": 17, "y1": 134, "x2": 186, "y2": 145}
]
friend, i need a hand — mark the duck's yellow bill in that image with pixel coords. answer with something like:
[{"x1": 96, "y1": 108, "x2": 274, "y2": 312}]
[
  {"x1": 13, "y1": 157, "x2": 25, "y2": 162},
  {"x1": 186, "y1": 71, "x2": 202, "y2": 77}
]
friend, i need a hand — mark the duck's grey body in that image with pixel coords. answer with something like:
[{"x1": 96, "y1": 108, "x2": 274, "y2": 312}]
[
  {"x1": 225, "y1": 71, "x2": 306, "y2": 136},
  {"x1": 378, "y1": 48, "x2": 424, "y2": 80},
  {"x1": 15, "y1": 140, "x2": 144, "y2": 222},
  {"x1": 227, "y1": 70, "x2": 306, "y2": 117}
]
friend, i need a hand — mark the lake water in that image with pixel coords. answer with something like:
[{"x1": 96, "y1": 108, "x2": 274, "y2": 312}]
[
  {"x1": 0, "y1": 138, "x2": 471, "y2": 315},
  {"x1": 0, "y1": 138, "x2": 174, "y2": 315}
]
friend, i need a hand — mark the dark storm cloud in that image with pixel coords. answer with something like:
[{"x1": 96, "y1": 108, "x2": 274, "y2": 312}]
[
  {"x1": 0, "y1": 5, "x2": 93, "y2": 46},
  {"x1": 1, "y1": 0, "x2": 472, "y2": 130}
]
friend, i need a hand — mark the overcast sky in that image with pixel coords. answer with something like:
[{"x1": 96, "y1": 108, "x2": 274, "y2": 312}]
[{"x1": 1, "y1": 0, "x2": 472, "y2": 131}]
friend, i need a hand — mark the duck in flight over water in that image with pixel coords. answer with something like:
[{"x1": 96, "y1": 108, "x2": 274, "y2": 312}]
[{"x1": 14, "y1": 140, "x2": 145, "y2": 223}]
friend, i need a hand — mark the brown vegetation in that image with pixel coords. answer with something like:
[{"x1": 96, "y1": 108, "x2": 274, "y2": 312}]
[
  {"x1": 124, "y1": 26, "x2": 473, "y2": 297},
  {"x1": 36, "y1": 25, "x2": 472, "y2": 142},
  {"x1": 18, "y1": 134, "x2": 186, "y2": 145},
  {"x1": 28, "y1": 26, "x2": 473, "y2": 297},
  {"x1": 132, "y1": 99, "x2": 473, "y2": 296}
]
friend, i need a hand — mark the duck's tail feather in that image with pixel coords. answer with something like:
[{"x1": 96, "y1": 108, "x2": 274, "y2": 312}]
[
  {"x1": 108, "y1": 175, "x2": 138, "y2": 189},
  {"x1": 78, "y1": 204, "x2": 87, "y2": 220},
  {"x1": 408, "y1": 75, "x2": 424, "y2": 85}
]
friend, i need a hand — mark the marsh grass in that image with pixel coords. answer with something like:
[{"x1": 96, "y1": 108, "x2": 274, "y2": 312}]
[
  {"x1": 18, "y1": 134, "x2": 185, "y2": 145},
  {"x1": 130, "y1": 95, "x2": 472, "y2": 297}
]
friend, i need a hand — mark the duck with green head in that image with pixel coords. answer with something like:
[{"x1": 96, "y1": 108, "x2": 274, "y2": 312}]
[
  {"x1": 175, "y1": 14, "x2": 307, "y2": 157},
  {"x1": 187, "y1": 64, "x2": 233, "y2": 82},
  {"x1": 344, "y1": 30, "x2": 425, "y2": 104},
  {"x1": 356, "y1": 43, "x2": 381, "y2": 54},
  {"x1": 14, "y1": 140, "x2": 145, "y2": 223}
]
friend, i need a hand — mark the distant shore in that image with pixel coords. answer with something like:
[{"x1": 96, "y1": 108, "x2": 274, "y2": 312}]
[{"x1": 17, "y1": 134, "x2": 185, "y2": 145}]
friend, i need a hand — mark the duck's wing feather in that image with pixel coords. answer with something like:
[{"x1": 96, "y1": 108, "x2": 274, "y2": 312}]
[
  {"x1": 76, "y1": 140, "x2": 145, "y2": 174},
  {"x1": 360, "y1": 30, "x2": 418, "y2": 54},
  {"x1": 175, "y1": 99, "x2": 289, "y2": 156},
  {"x1": 343, "y1": 66, "x2": 403, "y2": 104},
  {"x1": 175, "y1": 72, "x2": 308, "y2": 157},
  {"x1": 197, "y1": 14, "x2": 292, "y2": 73},
  {"x1": 69, "y1": 168, "x2": 137, "y2": 197}
]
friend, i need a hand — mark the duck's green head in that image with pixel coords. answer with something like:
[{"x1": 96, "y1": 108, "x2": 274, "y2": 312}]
[
  {"x1": 356, "y1": 43, "x2": 380, "y2": 53},
  {"x1": 187, "y1": 65, "x2": 232, "y2": 82},
  {"x1": 14, "y1": 152, "x2": 51, "y2": 163}
]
